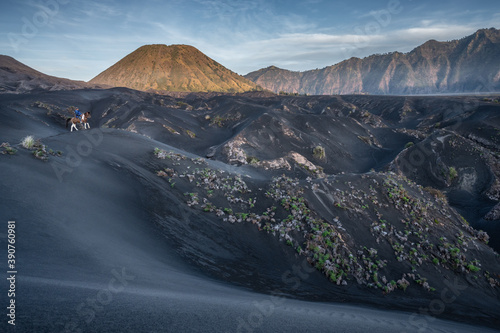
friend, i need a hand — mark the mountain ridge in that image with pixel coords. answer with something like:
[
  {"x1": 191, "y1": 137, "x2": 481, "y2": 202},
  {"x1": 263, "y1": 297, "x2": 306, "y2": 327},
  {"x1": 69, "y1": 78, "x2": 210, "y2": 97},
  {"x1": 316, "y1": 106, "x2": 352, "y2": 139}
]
[
  {"x1": 0, "y1": 55, "x2": 98, "y2": 93},
  {"x1": 245, "y1": 28, "x2": 500, "y2": 95}
]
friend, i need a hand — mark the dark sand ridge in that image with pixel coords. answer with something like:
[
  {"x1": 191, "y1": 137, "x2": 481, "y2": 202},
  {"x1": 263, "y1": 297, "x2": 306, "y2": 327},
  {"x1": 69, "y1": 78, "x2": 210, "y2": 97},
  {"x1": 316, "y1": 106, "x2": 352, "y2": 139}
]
[{"x1": 1, "y1": 88, "x2": 500, "y2": 332}]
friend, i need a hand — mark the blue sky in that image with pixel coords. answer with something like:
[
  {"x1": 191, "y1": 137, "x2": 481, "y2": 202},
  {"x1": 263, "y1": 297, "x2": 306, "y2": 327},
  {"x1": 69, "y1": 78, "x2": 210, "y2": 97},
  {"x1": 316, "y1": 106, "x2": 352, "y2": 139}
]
[{"x1": 1, "y1": 0, "x2": 499, "y2": 81}]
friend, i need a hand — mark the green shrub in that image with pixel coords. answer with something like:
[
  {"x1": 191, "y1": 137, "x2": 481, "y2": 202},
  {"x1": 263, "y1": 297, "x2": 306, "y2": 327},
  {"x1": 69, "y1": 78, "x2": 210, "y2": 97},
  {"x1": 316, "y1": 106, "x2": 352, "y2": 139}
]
[
  {"x1": 210, "y1": 116, "x2": 225, "y2": 127},
  {"x1": 246, "y1": 156, "x2": 260, "y2": 164},
  {"x1": 313, "y1": 145, "x2": 326, "y2": 159},
  {"x1": 467, "y1": 264, "x2": 480, "y2": 272},
  {"x1": 449, "y1": 167, "x2": 458, "y2": 181},
  {"x1": 405, "y1": 142, "x2": 414, "y2": 149}
]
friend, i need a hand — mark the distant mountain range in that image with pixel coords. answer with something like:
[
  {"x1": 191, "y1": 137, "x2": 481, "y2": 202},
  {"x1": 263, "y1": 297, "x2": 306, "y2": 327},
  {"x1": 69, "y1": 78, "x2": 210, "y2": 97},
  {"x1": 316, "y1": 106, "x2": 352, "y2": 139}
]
[
  {"x1": 1, "y1": 28, "x2": 499, "y2": 95},
  {"x1": 0, "y1": 55, "x2": 98, "y2": 93},
  {"x1": 245, "y1": 28, "x2": 500, "y2": 95},
  {"x1": 89, "y1": 44, "x2": 259, "y2": 93}
]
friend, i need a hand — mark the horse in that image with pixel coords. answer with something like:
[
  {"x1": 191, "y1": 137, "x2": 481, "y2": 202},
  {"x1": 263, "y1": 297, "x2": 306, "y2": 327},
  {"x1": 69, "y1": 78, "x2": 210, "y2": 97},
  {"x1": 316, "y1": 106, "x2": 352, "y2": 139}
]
[{"x1": 66, "y1": 112, "x2": 91, "y2": 132}]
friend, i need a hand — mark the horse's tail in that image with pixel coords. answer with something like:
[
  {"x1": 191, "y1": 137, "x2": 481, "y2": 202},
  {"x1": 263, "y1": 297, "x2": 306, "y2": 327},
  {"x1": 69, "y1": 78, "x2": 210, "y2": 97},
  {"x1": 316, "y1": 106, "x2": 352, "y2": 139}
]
[{"x1": 66, "y1": 118, "x2": 71, "y2": 128}]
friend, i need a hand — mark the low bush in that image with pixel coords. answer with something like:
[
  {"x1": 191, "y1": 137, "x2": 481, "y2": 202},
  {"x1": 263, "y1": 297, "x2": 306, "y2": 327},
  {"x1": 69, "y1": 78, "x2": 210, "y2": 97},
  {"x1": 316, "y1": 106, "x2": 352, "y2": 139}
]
[
  {"x1": 449, "y1": 167, "x2": 458, "y2": 181},
  {"x1": 313, "y1": 145, "x2": 326, "y2": 160}
]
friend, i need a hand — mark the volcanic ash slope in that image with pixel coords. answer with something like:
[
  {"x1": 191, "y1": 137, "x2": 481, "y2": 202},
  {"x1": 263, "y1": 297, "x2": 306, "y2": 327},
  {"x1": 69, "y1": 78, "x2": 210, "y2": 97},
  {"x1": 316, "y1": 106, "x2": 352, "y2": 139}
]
[{"x1": 0, "y1": 89, "x2": 500, "y2": 331}]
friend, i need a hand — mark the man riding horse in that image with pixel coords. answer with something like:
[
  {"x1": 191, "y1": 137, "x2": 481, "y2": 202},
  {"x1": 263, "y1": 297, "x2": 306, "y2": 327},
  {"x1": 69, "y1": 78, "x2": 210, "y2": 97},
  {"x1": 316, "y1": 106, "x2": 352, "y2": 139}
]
[{"x1": 66, "y1": 108, "x2": 91, "y2": 132}]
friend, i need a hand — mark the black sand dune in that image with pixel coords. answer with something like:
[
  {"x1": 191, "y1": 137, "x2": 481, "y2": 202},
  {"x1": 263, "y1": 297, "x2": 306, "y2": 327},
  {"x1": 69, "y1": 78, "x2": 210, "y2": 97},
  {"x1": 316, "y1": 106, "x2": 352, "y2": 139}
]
[{"x1": 1, "y1": 88, "x2": 500, "y2": 332}]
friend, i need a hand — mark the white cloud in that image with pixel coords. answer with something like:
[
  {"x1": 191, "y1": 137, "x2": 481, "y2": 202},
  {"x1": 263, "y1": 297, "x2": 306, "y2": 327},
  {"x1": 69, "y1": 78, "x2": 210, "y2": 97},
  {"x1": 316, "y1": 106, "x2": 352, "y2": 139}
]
[
  {"x1": 398, "y1": 25, "x2": 479, "y2": 41},
  {"x1": 266, "y1": 32, "x2": 385, "y2": 47}
]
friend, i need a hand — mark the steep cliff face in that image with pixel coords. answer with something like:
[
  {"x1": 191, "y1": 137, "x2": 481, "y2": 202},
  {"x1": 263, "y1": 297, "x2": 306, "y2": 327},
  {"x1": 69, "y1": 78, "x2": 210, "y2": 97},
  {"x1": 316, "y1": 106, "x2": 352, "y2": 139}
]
[
  {"x1": 246, "y1": 28, "x2": 500, "y2": 95},
  {"x1": 90, "y1": 44, "x2": 259, "y2": 93}
]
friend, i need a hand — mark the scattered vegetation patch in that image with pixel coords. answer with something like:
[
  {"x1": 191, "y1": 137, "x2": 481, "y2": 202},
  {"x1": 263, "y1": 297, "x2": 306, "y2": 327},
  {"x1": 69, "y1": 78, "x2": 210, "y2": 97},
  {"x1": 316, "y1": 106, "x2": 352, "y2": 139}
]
[
  {"x1": 482, "y1": 98, "x2": 500, "y2": 103},
  {"x1": 405, "y1": 142, "x2": 414, "y2": 149},
  {"x1": 163, "y1": 125, "x2": 180, "y2": 135},
  {"x1": 209, "y1": 112, "x2": 242, "y2": 128},
  {"x1": 185, "y1": 130, "x2": 196, "y2": 138},
  {"x1": 33, "y1": 144, "x2": 61, "y2": 161},
  {"x1": 151, "y1": 147, "x2": 500, "y2": 295},
  {"x1": 175, "y1": 101, "x2": 192, "y2": 110},
  {"x1": 246, "y1": 156, "x2": 260, "y2": 164},
  {"x1": 154, "y1": 148, "x2": 187, "y2": 162},
  {"x1": 1, "y1": 143, "x2": 17, "y2": 155},
  {"x1": 313, "y1": 145, "x2": 326, "y2": 160},
  {"x1": 32, "y1": 101, "x2": 59, "y2": 115},
  {"x1": 278, "y1": 91, "x2": 305, "y2": 96},
  {"x1": 299, "y1": 163, "x2": 324, "y2": 178},
  {"x1": 102, "y1": 117, "x2": 118, "y2": 128},
  {"x1": 449, "y1": 166, "x2": 458, "y2": 181},
  {"x1": 210, "y1": 115, "x2": 226, "y2": 127},
  {"x1": 20, "y1": 137, "x2": 62, "y2": 161},
  {"x1": 423, "y1": 187, "x2": 448, "y2": 204}
]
